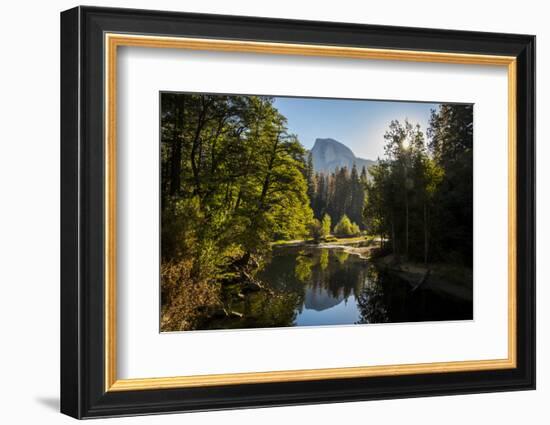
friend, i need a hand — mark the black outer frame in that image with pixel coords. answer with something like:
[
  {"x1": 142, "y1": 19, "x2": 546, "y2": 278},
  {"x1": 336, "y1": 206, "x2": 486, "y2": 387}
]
[{"x1": 60, "y1": 5, "x2": 535, "y2": 419}]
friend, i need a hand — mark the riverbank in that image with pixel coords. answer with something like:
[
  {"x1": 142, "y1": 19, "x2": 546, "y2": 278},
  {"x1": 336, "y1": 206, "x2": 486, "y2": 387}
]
[
  {"x1": 273, "y1": 235, "x2": 381, "y2": 259},
  {"x1": 372, "y1": 254, "x2": 473, "y2": 302}
]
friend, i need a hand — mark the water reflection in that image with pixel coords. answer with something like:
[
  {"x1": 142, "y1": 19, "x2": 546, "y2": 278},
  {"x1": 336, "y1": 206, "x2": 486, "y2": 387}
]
[
  {"x1": 356, "y1": 267, "x2": 389, "y2": 324},
  {"x1": 261, "y1": 246, "x2": 366, "y2": 326},
  {"x1": 201, "y1": 245, "x2": 472, "y2": 330},
  {"x1": 295, "y1": 252, "x2": 314, "y2": 282},
  {"x1": 319, "y1": 249, "x2": 329, "y2": 271}
]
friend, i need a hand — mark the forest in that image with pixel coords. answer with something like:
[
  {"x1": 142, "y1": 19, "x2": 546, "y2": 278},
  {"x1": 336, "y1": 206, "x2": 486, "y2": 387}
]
[
  {"x1": 160, "y1": 92, "x2": 473, "y2": 332},
  {"x1": 306, "y1": 157, "x2": 369, "y2": 234},
  {"x1": 363, "y1": 105, "x2": 473, "y2": 265}
]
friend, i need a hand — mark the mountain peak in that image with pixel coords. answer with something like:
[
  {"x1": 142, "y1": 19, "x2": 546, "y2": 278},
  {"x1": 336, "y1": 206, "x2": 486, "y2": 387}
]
[
  {"x1": 313, "y1": 137, "x2": 347, "y2": 147},
  {"x1": 312, "y1": 138, "x2": 354, "y2": 156},
  {"x1": 310, "y1": 138, "x2": 375, "y2": 173}
]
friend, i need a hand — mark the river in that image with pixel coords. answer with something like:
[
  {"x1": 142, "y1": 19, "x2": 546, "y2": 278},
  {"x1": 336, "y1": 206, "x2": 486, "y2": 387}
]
[{"x1": 202, "y1": 244, "x2": 472, "y2": 330}]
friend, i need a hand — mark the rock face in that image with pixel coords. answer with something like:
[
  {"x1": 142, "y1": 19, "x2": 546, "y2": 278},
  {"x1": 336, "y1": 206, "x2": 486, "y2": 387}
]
[
  {"x1": 310, "y1": 138, "x2": 376, "y2": 173},
  {"x1": 303, "y1": 287, "x2": 343, "y2": 312}
]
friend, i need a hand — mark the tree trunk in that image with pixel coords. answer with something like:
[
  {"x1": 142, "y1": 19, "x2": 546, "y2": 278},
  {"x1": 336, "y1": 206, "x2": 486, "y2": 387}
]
[
  {"x1": 391, "y1": 217, "x2": 396, "y2": 256},
  {"x1": 258, "y1": 133, "x2": 281, "y2": 211},
  {"x1": 423, "y1": 202, "x2": 428, "y2": 265},
  {"x1": 169, "y1": 99, "x2": 183, "y2": 196},
  {"x1": 405, "y1": 195, "x2": 409, "y2": 258},
  {"x1": 190, "y1": 99, "x2": 208, "y2": 198}
]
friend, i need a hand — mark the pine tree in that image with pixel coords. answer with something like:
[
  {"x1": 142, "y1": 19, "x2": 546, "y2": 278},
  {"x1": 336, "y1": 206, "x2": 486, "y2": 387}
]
[
  {"x1": 360, "y1": 165, "x2": 368, "y2": 184},
  {"x1": 305, "y1": 152, "x2": 316, "y2": 210},
  {"x1": 321, "y1": 213, "x2": 331, "y2": 237},
  {"x1": 349, "y1": 164, "x2": 365, "y2": 228}
]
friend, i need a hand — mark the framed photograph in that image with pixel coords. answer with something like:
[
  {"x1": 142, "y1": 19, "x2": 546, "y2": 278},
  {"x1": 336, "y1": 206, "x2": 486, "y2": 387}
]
[{"x1": 60, "y1": 6, "x2": 535, "y2": 419}]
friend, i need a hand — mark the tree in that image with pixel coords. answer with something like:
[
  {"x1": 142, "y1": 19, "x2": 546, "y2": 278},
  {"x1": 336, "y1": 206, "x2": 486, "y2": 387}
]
[
  {"x1": 349, "y1": 164, "x2": 365, "y2": 227},
  {"x1": 308, "y1": 165, "x2": 369, "y2": 231},
  {"x1": 360, "y1": 166, "x2": 368, "y2": 185},
  {"x1": 362, "y1": 106, "x2": 472, "y2": 265},
  {"x1": 160, "y1": 93, "x2": 314, "y2": 291},
  {"x1": 321, "y1": 213, "x2": 331, "y2": 237},
  {"x1": 381, "y1": 119, "x2": 425, "y2": 257},
  {"x1": 334, "y1": 214, "x2": 360, "y2": 237},
  {"x1": 416, "y1": 156, "x2": 443, "y2": 263},
  {"x1": 305, "y1": 152, "x2": 316, "y2": 208},
  {"x1": 309, "y1": 219, "x2": 323, "y2": 241},
  {"x1": 314, "y1": 173, "x2": 327, "y2": 218},
  {"x1": 427, "y1": 104, "x2": 473, "y2": 264}
]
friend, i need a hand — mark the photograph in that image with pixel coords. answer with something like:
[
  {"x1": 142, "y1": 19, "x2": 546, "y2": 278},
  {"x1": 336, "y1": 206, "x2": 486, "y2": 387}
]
[
  {"x1": 160, "y1": 93, "x2": 474, "y2": 332},
  {"x1": 56, "y1": 4, "x2": 536, "y2": 419}
]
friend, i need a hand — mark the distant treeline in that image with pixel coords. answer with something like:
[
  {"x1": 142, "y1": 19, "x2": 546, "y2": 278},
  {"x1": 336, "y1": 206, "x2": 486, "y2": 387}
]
[{"x1": 305, "y1": 159, "x2": 369, "y2": 231}]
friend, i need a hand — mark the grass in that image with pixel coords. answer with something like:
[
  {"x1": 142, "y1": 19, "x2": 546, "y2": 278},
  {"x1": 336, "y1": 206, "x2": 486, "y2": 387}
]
[
  {"x1": 272, "y1": 234, "x2": 376, "y2": 247},
  {"x1": 323, "y1": 235, "x2": 374, "y2": 245}
]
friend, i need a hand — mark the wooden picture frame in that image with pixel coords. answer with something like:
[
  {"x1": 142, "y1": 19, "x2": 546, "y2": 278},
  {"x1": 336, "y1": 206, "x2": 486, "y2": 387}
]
[{"x1": 61, "y1": 5, "x2": 535, "y2": 419}]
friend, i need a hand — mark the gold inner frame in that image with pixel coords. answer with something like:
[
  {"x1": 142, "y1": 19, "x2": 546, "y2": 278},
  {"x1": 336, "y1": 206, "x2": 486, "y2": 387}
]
[{"x1": 104, "y1": 33, "x2": 517, "y2": 392}]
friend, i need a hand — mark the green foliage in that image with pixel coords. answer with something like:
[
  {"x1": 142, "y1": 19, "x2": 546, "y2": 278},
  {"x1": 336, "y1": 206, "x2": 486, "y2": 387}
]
[
  {"x1": 160, "y1": 94, "x2": 473, "y2": 331},
  {"x1": 309, "y1": 218, "x2": 323, "y2": 241},
  {"x1": 295, "y1": 253, "x2": 314, "y2": 282},
  {"x1": 305, "y1": 152, "x2": 316, "y2": 206},
  {"x1": 319, "y1": 249, "x2": 329, "y2": 270},
  {"x1": 428, "y1": 105, "x2": 473, "y2": 264},
  {"x1": 161, "y1": 93, "x2": 313, "y2": 257},
  {"x1": 309, "y1": 165, "x2": 368, "y2": 229},
  {"x1": 334, "y1": 249, "x2": 350, "y2": 264},
  {"x1": 160, "y1": 260, "x2": 221, "y2": 331},
  {"x1": 321, "y1": 214, "x2": 332, "y2": 237},
  {"x1": 334, "y1": 214, "x2": 361, "y2": 237},
  {"x1": 362, "y1": 105, "x2": 472, "y2": 264},
  {"x1": 160, "y1": 93, "x2": 315, "y2": 330}
]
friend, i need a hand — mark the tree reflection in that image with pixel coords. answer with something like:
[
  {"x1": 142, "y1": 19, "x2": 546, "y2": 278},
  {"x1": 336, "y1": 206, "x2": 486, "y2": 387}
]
[
  {"x1": 295, "y1": 251, "x2": 314, "y2": 282},
  {"x1": 356, "y1": 267, "x2": 389, "y2": 324},
  {"x1": 202, "y1": 245, "x2": 470, "y2": 329},
  {"x1": 334, "y1": 249, "x2": 349, "y2": 264},
  {"x1": 319, "y1": 249, "x2": 329, "y2": 271},
  {"x1": 244, "y1": 290, "x2": 302, "y2": 328},
  {"x1": 205, "y1": 281, "x2": 304, "y2": 329},
  {"x1": 206, "y1": 246, "x2": 393, "y2": 329}
]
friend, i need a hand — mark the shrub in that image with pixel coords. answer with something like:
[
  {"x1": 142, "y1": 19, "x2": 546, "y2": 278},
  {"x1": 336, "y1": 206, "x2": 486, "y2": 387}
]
[
  {"x1": 309, "y1": 218, "x2": 323, "y2": 241},
  {"x1": 321, "y1": 214, "x2": 331, "y2": 237},
  {"x1": 334, "y1": 214, "x2": 361, "y2": 237},
  {"x1": 160, "y1": 260, "x2": 221, "y2": 332}
]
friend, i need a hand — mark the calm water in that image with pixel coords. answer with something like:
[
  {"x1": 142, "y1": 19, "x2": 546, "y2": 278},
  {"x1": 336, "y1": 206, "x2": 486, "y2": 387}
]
[{"x1": 203, "y1": 245, "x2": 472, "y2": 330}]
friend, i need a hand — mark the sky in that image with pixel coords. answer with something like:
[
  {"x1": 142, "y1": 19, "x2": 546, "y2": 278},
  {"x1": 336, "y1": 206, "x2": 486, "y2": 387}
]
[{"x1": 272, "y1": 97, "x2": 440, "y2": 160}]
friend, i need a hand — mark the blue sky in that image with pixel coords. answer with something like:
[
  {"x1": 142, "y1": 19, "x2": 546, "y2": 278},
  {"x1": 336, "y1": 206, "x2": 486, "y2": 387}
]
[{"x1": 273, "y1": 97, "x2": 440, "y2": 160}]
